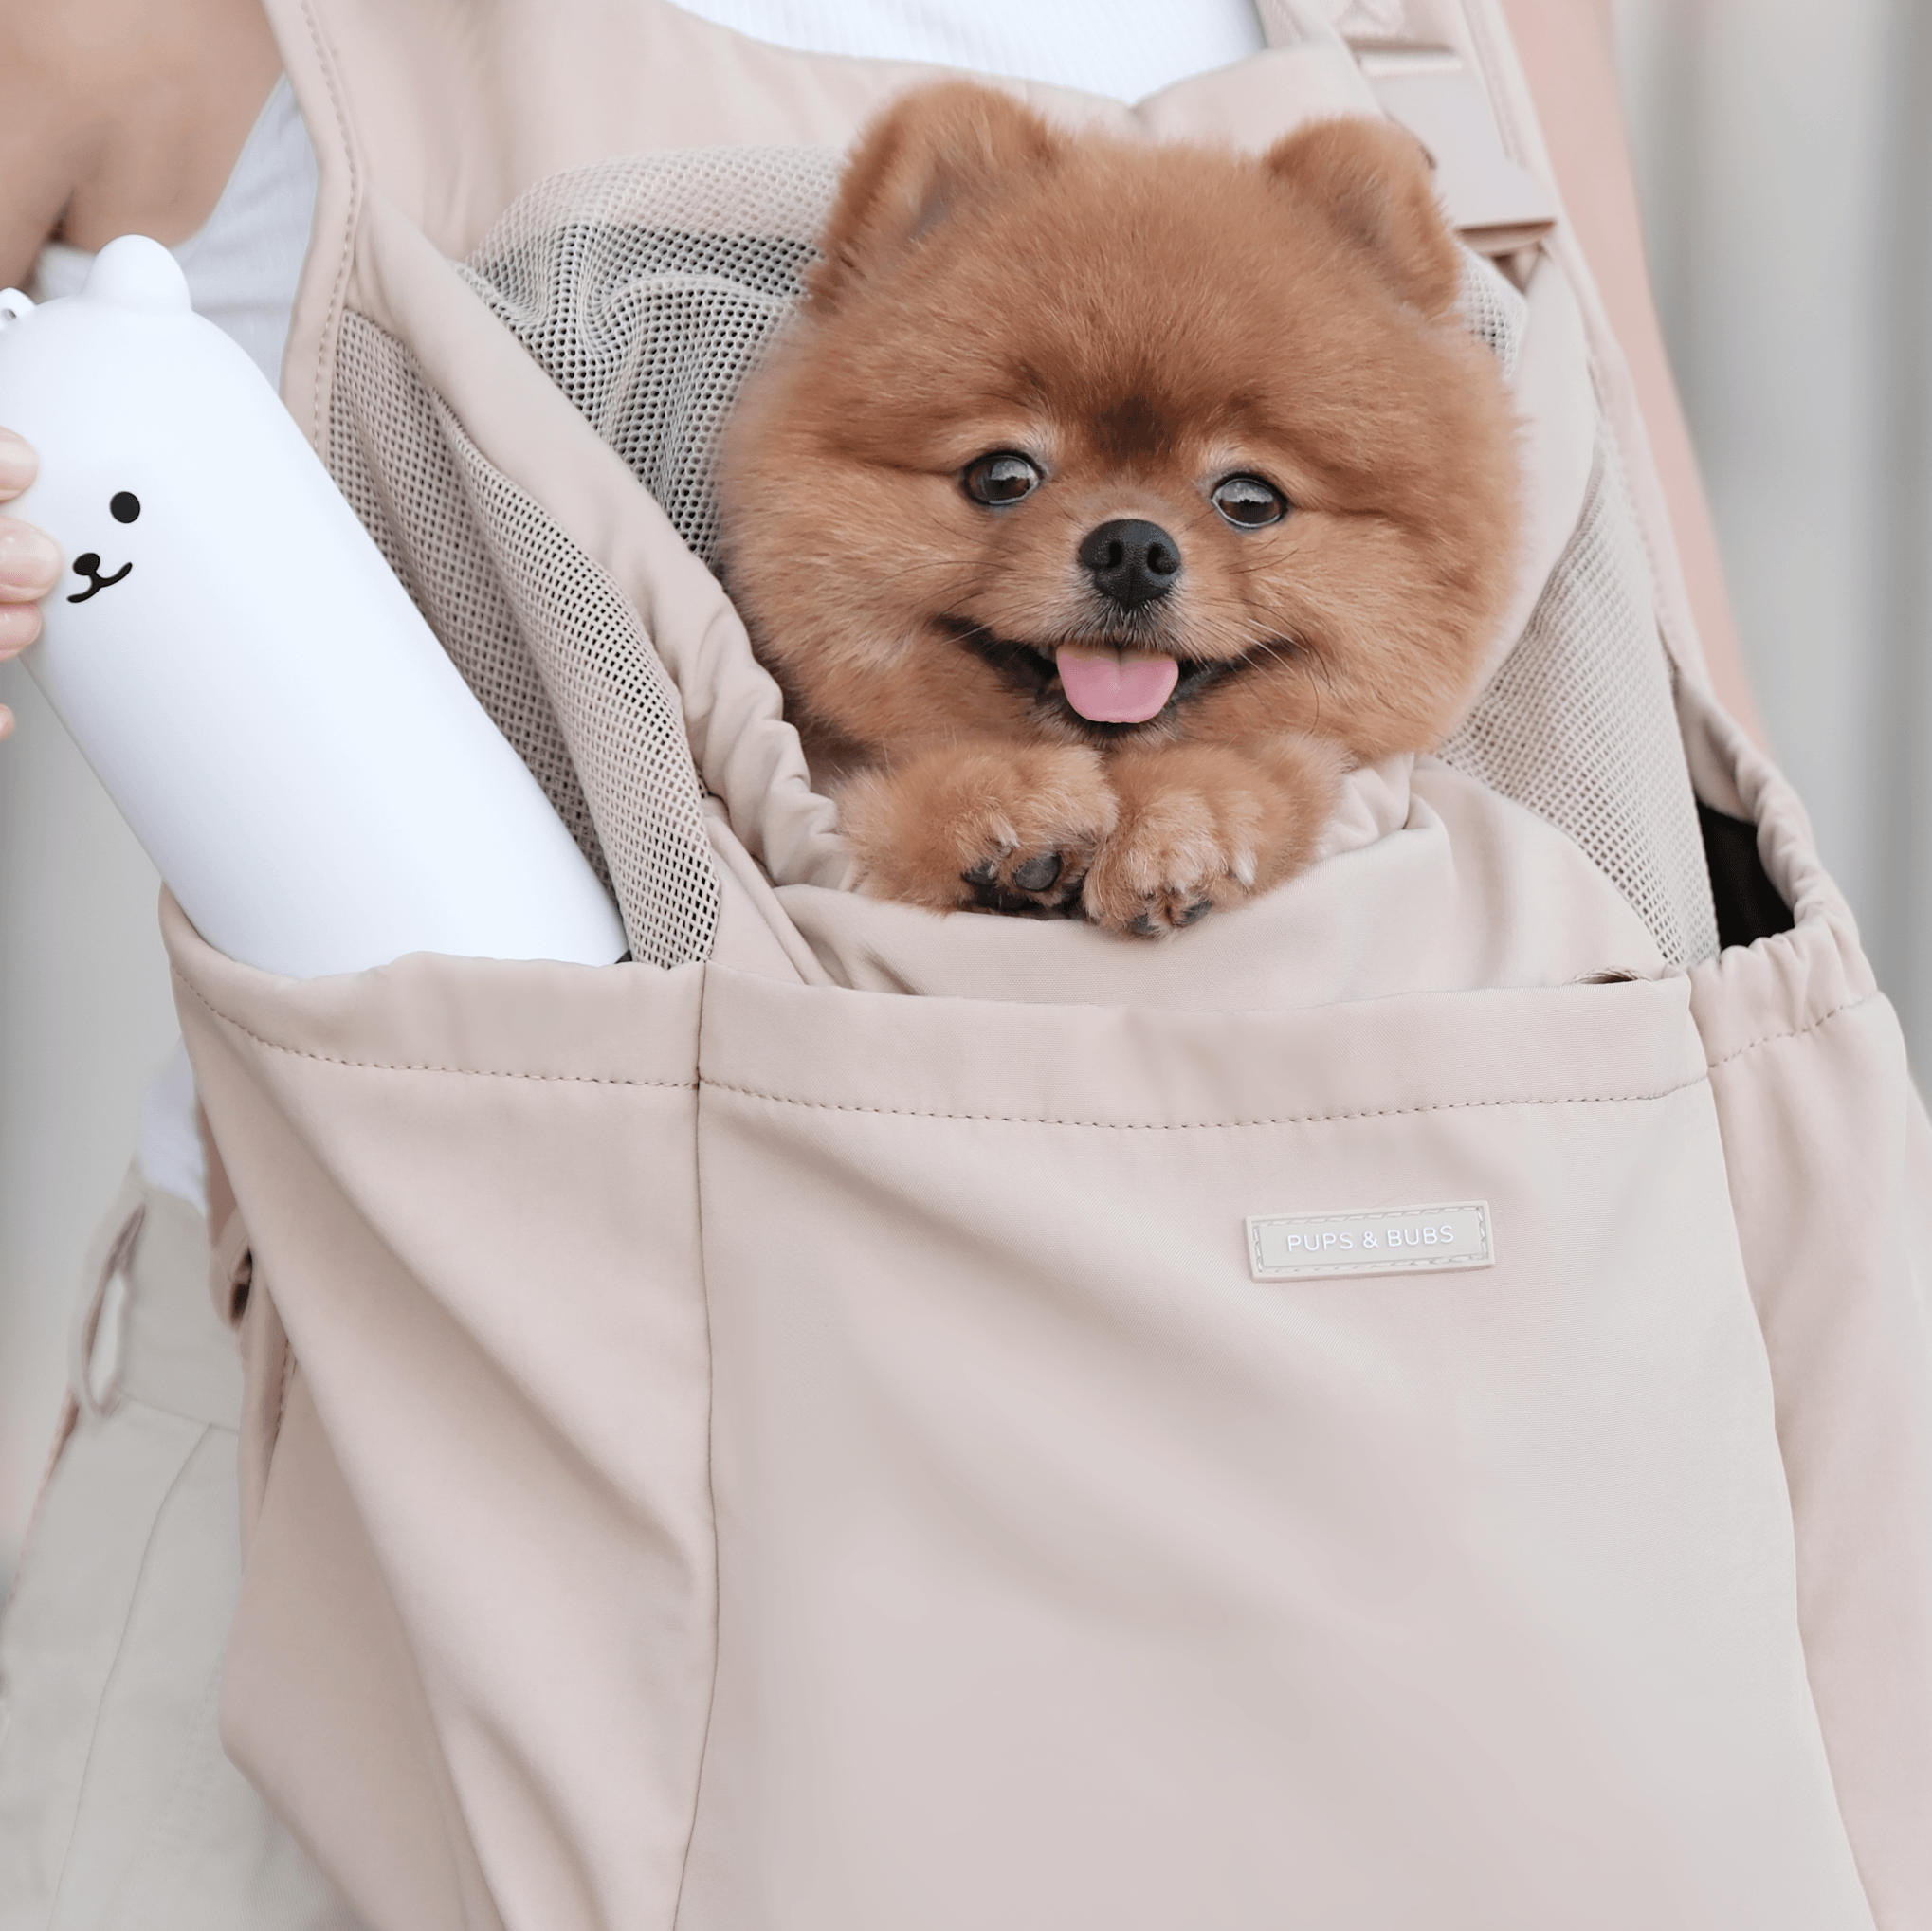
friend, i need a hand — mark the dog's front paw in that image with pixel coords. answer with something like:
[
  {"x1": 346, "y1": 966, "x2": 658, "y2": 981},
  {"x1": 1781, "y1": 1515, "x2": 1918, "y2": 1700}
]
[
  {"x1": 836, "y1": 742, "x2": 1119, "y2": 915},
  {"x1": 1079, "y1": 780, "x2": 1265, "y2": 937},
  {"x1": 1081, "y1": 739, "x2": 1345, "y2": 938}
]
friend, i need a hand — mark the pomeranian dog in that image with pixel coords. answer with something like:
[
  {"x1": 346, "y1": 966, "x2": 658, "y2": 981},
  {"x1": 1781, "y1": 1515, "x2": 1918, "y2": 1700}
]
[{"x1": 719, "y1": 82, "x2": 1521, "y2": 937}]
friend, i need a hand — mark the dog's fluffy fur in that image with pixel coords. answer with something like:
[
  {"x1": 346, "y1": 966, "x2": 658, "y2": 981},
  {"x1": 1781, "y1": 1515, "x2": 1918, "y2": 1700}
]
[{"x1": 719, "y1": 83, "x2": 1522, "y2": 937}]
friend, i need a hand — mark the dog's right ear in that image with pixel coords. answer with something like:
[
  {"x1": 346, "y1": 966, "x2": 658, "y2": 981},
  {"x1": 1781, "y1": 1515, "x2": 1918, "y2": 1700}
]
[{"x1": 811, "y1": 82, "x2": 1064, "y2": 305}]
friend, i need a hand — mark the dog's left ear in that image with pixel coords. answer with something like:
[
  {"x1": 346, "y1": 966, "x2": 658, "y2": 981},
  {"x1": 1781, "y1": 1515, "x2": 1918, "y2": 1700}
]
[
  {"x1": 811, "y1": 82, "x2": 1066, "y2": 306},
  {"x1": 1264, "y1": 116, "x2": 1464, "y2": 319}
]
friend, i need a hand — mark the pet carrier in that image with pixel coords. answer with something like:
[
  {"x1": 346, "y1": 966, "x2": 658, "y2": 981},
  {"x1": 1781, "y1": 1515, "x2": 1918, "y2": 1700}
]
[{"x1": 31, "y1": 0, "x2": 1932, "y2": 1925}]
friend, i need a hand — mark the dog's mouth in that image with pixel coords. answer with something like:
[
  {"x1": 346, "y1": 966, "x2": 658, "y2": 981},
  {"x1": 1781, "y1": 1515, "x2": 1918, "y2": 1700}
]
[
  {"x1": 948, "y1": 623, "x2": 1248, "y2": 731},
  {"x1": 1054, "y1": 644, "x2": 1176, "y2": 722}
]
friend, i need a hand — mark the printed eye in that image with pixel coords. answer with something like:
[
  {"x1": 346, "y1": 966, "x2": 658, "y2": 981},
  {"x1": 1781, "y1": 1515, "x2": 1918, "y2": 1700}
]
[
  {"x1": 962, "y1": 452, "x2": 1043, "y2": 506},
  {"x1": 109, "y1": 492, "x2": 140, "y2": 523},
  {"x1": 1210, "y1": 474, "x2": 1286, "y2": 528}
]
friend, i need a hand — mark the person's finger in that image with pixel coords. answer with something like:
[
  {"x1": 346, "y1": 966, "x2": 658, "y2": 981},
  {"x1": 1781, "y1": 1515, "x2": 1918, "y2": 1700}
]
[
  {"x1": 0, "y1": 428, "x2": 36, "y2": 503},
  {"x1": 0, "y1": 701, "x2": 13, "y2": 740},
  {"x1": 0, "y1": 515, "x2": 61, "y2": 604},
  {"x1": 0, "y1": 597, "x2": 44, "y2": 654}
]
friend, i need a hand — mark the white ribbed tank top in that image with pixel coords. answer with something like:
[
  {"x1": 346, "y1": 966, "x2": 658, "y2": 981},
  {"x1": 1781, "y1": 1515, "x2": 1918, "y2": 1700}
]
[
  {"x1": 31, "y1": 76, "x2": 319, "y2": 390},
  {"x1": 665, "y1": 0, "x2": 1266, "y2": 102}
]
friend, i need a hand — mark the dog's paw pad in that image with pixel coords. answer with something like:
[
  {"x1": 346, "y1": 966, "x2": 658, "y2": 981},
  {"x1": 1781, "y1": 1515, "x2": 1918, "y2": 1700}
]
[
  {"x1": 1120, "y1": 894, "x2": 1216, "y2": 938},
  {"x1": 1011, "y1": 851, "x2": 1063, "y2": 894},
  {"x1": 963, "y1": 844, "x2": 1085, "y2": 915},
  {"x1": 958, "y1": 832, "x2": 1094, "y2": 914}
]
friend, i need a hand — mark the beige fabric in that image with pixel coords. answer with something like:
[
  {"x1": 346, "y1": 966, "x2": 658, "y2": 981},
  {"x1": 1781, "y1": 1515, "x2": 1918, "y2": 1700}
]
[
  {"x1": 162, "y1": 883, "x2": 1835, "y2": 1928},
  {"x1": 1444, "y1": 0, "x2": 1719, "y2": 698},
  {"x1": 0, "y1": 1172, "x2": 355, "y2": 1931},
  {"x1": 171, "y1": 771, "x2": 1892, "y2": 1925},
  {"x1": 1682, "y1": 683, "x2": 1932, "y2": 1929},
  {"x1": 156, "y1": 0, "x2": 1932, "y2": 1925},
  {"x1": 1440, "y1": 433, "x2": 1715, "y2": 966},
  {"x1": 323, "y1": 159, "x2": 1709, "y2": 970},
  {"x1": 226, "y1": 1369, "x2": 503, "y2": 1931},
  {"x1": 437, "y1": 141, "x2": 1712, "y2": 962},
  {"x1": 325, "y1": 198, "x2": 1673, "y2": 1002},
  {"x1": 317, "y1": 189, "x2": 1685, "y2": 1001},
  {"x1": 177, "y1": 942, "x2": 715, "y2": 1931},
  {"x1": 283, "y1": 0, "x2": 1688, "y2": 944}
]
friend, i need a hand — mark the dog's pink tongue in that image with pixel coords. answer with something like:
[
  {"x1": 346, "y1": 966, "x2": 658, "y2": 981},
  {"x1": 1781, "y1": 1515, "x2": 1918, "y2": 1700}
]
[{"x1": 1056, "y1": 646, "x2": 1179, "y2": 723}]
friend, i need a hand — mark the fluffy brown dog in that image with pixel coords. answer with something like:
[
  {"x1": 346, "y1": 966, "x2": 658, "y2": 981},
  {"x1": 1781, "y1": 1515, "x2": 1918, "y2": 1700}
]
[{"x1": 719, "y1": 82, "x2": 1521, "y2": 937}]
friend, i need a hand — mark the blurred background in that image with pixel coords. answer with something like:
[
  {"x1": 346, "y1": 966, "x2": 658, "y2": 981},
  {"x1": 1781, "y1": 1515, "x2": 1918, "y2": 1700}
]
[
  {"x1": 3, "y1": 1, "x2": 1931, "y2": 1599},
  {"x1": 1613, "y1": 0, "x2": 1932, "y2": 1047},
  {"x1": 0, "y1": 660, "x2": 178, "y2": 1606}
]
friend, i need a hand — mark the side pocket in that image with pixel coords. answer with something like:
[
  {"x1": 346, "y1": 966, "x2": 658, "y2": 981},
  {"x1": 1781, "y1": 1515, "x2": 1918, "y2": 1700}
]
[
  {"x1": 1693, "y1": 933, "x2": 1932, "y2": 1931},
  {"x1": 1686, "y1": 673, "x2": 1932, "y2": 1929},
  {"x1": 172, "y1": 905, "x2": 716, "y2": 1931}
]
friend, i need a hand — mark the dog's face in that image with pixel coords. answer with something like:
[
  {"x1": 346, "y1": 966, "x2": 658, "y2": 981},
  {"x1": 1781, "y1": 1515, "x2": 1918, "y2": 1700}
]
[{"x1": 720, "y1": 85, "x2": 1522, "y2": 767}]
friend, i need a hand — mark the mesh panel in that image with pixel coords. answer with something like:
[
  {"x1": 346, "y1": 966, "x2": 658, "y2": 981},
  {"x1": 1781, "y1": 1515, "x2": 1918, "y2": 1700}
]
[
  {"x1": 1440, "y1": 441, "x2": 1719, "y2": 965},
  {"x1": 329, "y1": 315, "x2": 605, "y2": 880},
  {"x1": 463, "y1": 149, "x2": 843, "y2": 568},
  {"x1": 329, "y1": 313, "x2": 720, "y2": 968},
  {"x1": 1458, "y1": 248, "x2": 1528, "y2": 382},
  {"x1": 335, "y1": 144, "x2": 1716, "y2": 969},
  {"x1": 462, "y1": 155, "x2": 1528, "y2": 569}
]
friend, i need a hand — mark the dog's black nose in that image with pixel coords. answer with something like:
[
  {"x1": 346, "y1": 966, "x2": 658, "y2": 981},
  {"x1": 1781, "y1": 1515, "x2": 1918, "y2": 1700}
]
[{"x1": 1079, "y1": 519, "x2": 1181, "y2": 610}]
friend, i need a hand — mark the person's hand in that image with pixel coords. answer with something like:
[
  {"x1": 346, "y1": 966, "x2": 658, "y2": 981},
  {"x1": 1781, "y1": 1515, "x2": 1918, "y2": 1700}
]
[{"x1": 0, "y1": 427, "x2": 62, "y2": 739}]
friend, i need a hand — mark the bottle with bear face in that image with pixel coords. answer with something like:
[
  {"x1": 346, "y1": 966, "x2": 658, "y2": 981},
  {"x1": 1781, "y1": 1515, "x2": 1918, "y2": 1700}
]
[{"x1": 0, "y1": 238, "x2": 624, "y2": 978}]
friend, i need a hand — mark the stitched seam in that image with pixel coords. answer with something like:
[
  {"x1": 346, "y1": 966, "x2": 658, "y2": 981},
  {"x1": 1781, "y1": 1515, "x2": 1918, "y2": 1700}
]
[
  {"x1": 173, "y1": 972, "x2": 695, "y2": 1090},
  {"x1": 303, "y1": 0, "x2": 359, "y2": 454},
  {"x1": 672, "y1": 956, "x2": 722, "y2": 1924},
  {"x1": 696, "y1": 1072, "x2": 1705, "y2": 1131},
  {"x1": 1704, "y1": 988, "x2": 1873, "y2": 1073}
]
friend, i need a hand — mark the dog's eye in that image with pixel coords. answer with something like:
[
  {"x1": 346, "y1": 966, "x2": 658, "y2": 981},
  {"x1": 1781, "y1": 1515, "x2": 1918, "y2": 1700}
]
[
  {"x1": 963, "y1": 452, "x2": 1042, "y2": 506},
  {"x1": 1211, "y1": 475, "x2": 1286, "y2": 528}
]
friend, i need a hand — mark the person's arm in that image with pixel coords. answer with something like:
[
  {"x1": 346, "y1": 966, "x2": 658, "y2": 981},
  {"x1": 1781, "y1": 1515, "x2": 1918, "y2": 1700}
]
[
  {"x1": 0, "y1": 0, "x2": 280, "y2": 738},
  {"x1": 0, "y1": 0, "x2": 281, "y2": 286},
  {"x1": 1497, "y1": 0, "x2": 1763, "y2": 743}
]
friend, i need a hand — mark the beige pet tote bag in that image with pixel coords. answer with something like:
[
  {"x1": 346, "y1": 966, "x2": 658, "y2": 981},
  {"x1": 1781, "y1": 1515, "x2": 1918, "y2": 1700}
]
[{"x1": 161, "y1": 2, "x2": 1932, "y2": 1926}]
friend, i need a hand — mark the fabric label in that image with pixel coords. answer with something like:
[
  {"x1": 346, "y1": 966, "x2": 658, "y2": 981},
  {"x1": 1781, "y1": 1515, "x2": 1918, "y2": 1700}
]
[{"x1": 1247, "y1": 1201, "x2": 1494, "y2": 1282}]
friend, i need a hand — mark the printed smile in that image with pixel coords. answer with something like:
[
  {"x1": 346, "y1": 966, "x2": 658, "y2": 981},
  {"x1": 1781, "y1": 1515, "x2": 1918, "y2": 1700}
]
[{"x1": 67, "y1": 553, "x2": 133, "y2": 603}]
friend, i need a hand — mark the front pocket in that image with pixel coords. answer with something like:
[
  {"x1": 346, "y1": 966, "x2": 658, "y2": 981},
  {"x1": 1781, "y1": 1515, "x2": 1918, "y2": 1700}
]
[{"x1": 689, "y1": 967, "x2": 1870, "y2": 1931}]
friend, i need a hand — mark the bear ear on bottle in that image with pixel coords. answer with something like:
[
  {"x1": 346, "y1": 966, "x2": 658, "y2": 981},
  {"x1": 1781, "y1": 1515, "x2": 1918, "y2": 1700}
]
[{"x1": 0, "y1": 237, "x2": 626, "y2": 979}]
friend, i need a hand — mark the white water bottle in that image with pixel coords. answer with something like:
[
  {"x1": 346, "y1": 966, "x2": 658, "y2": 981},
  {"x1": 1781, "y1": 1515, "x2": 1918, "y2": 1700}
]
[{"x1": 0, "y1": 235, "x2": 627, "y2": 979}]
